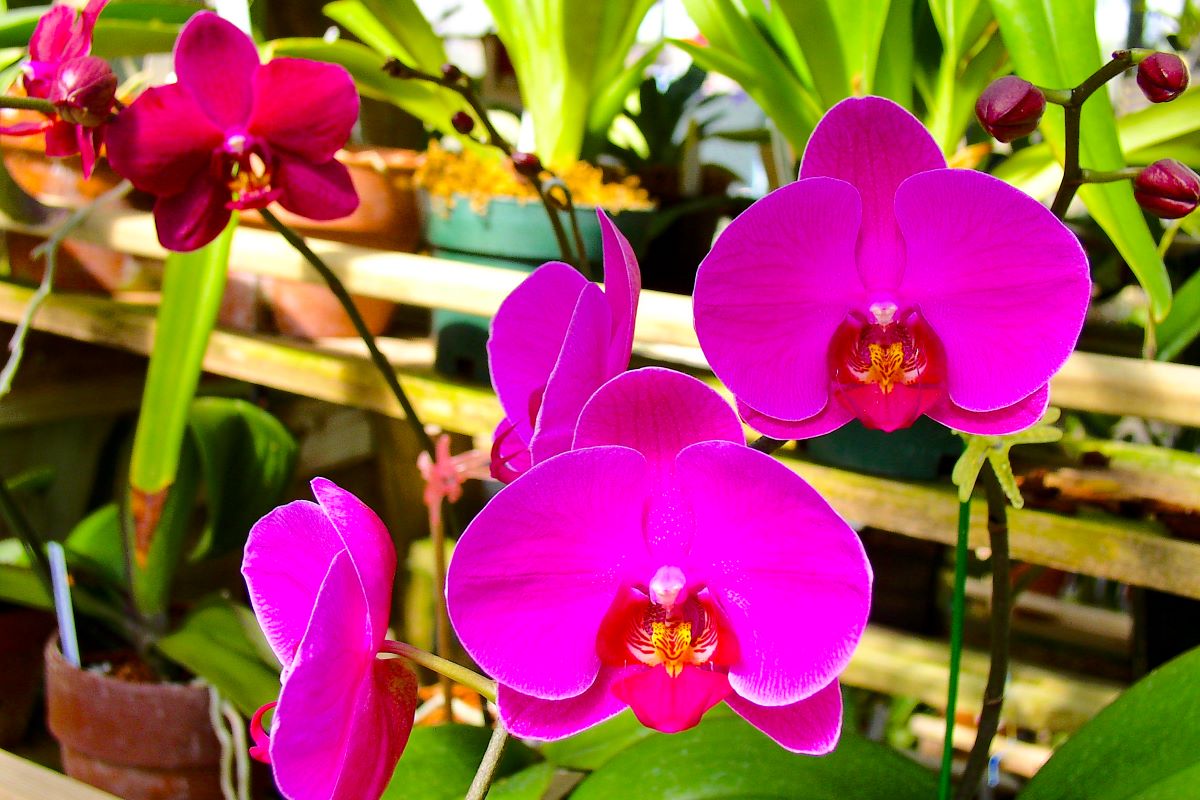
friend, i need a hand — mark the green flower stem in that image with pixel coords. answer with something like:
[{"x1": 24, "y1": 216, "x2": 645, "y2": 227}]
[
  {"x1": 379, "y1": 640, "x2": 497, "y2": 702},
  {"x1": 1080, "y1": 167, "x2": 1142, "y2": 184},
  {"x1": 750, "y1": 435, "x2": 787, "y2": 454},
  {"x1": 938, "y1": 497, "x2": 972, "y2": 800},
  {"x1": 1050, "y1": 50, "x2": 1140, "y2": 219},
  {"x1": 0, "y1": 95, "x2": 57, "y2": 115},
  {"x1": 953, "y1": 463, "x2": 1013, "y2": 800},
  {"x1": 465, "y1": 723, "x2": 510, "y2": 800}
]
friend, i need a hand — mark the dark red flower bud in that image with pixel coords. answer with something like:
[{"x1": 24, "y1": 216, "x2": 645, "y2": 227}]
[
  {"x1": 1137, "y1": 52, "x2": 1189, "y2": 103},
  {"x1": 511, "y1": 151, "x2": 542, "y2": 177},
  {"x1": 1134, "y1": 159, "x2": 1200, "y2": 219},
  {"x1": 441, "y1": 63, "x2": 463, "y2": 83},
  {"x1": 451, "y1": 111, "x2": 475, "y2": 135},
  {"x1": 975, "y1": 76, "x2": 1046, "y2": 142},
  {"x1": 49, "y1": 56, "x2": 116, "y2": 127}
]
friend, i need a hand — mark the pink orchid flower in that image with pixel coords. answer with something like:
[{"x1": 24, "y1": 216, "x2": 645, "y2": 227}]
[
  {"x1": 693, "y1": 97, "x2": 1091, "y2": 438},
  {"x1": 487, "y1": 209, "x2": 640, "y2": 482},
  {"x1": 1, "y1": 0, "x2": 113, "y2": 178},
  {"x1": 105, "y1": 12, "x2": 359, "y2": 251},
  {"x1": 448, "y1": 367, "x2": 872, "y2": 751},
  {"x1": 242, "y1": 478, "x2": 417, "y2": 800}
]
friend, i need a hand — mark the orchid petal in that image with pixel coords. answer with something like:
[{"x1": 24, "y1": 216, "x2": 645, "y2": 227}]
[
  {"x1": 80, "y1": 0, "x2": 110, "y2": 39},
  {"x1": 174, "y1": 12, "x2": 259, "y2": 130},
  {"x1": 43, "y1": 120, "x2": 78, "y2": 158},
  {"x1": 896, "y1": 169, "x2": 1090, "y2": 412},
  {"x1": 694, "y1": 177, "x2": 863, "y2": 422},
  {"x1": 676, "y1": 441, "x2": 871, "y2": 706},
  {"x1": 250, "y1": 58, "x2": 359, "y2": 162},
  {"x1": 447, "y1": 447, "x2": 652, "y2": 699},
  {"x1": 242, "y1": 500, "x2": 342, "y2": 668},
  {"x1": 726, "y1": 679, "x2": 843, "y2": 754},
  {"x1": 310, "y1": 478, "x2": 396, "y2": 648},
  {"x1": 574, "y1": 368, "x2": 743, "y2": 484},
  {"x1": 612, "y1": 666, "x2": 731, "y2": 734},
  {"x1": 800, "y1": 96, "x2": 944, "y2": 290},
  {"x1": 927, "y1": 383, "x2": 1050, "y2": 435},
  {"x1": 737, "y1": 397, "x2": 855, "y2": 441},
  {"x1": 152, "y1": 177, "x2": 231, "y2": 252},
  {"x1": 597, "y1": 210, "x2": 640, "y2": 374},
  {"x1": 29, "y1": 6, "x2": 86, "y2": 63},
  {"x1": 275, "y1": 156, "x2": 359, "y2": 221},
  {"x1": 488, "y1": 262, "x2": 590, "y2": 444},
  {"x1": 104, "y1": 83, "x2": 222, "y2": 197},
  {"x1": 529, "y1": 282, "x2": 612, "y2": 463},
  {"x1": 497, "y1": 667, "x2": 633, "y2": 740}
]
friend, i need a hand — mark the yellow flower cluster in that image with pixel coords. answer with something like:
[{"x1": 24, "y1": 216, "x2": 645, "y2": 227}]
[{"x1": 414, "y1": 142, "x2": 654, "y2": 213}]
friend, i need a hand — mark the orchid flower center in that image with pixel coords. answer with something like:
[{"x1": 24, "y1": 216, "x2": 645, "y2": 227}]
[
  {"x1": 828, "y1": 302, "x2": 946, "y2": 431},
  {"x1": 220, "y1": 133, "x2": 281, "y2": 210}
]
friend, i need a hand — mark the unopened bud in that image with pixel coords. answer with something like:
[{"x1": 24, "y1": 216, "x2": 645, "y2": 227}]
[
  {"x1": 975, "y1": 76, "x2": 1046, "y2": 143},
  {"x1": 1137, "y1": 52, "x2": 1189, "y2": 103},
  {"x1": 49, "y1": 56, "x2": 116, "y2": 127},
  {"x1": 451, "y1": 111, "x2": 474, "y2": 135},
  {"x1": 1134, "y1": 159, "x2": 1200, "y2": 219},
  {"x1": 511, "y1": 151, "x2": 542, "y2": 177},
  {"x1": 441, "y1": 63, "x2": 463, "y2": 83}
]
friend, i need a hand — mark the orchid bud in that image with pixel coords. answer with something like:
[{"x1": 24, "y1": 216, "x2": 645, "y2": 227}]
[
  {"x1": 975, "y1": 76, "x2": 1046, "y2": 142},
  {"x1": 441, "y1": 63, "x2": 464, "y2": 83},
  {"x1": 1136, "y1": 52, "x2": 1189, "y2": 103},
  {"x1": 511, "y1": 151, "x2": 542, "y2": 177},
  {"x1": 1133, "y1": 159, "x2": 1200, "y2": 219},
  {"x1": 49, "y1": 56, "x2": 116, "y2": 127},
  {"x1": 451, "y1": 111, "x2": 474, "y2": 134}
]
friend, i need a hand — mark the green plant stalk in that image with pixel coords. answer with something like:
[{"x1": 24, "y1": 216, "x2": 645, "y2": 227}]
[
  {"x1": 465, "y1": 723, "x2": 509, "y2": 800},
  {"x1": 0, "y1": 95, "x2": 56, "y2": 114},
  {"x1": 127, "y1": 218, "x2": 237, "y2": 624},
  {"x1": 0, "y1": 475, "x2": 53, "y2": 601},
  {"x1": 380, "y1": 639, "x2": 497, "y2": 701},
  {"x1": 938, "y1": 497, "x2": 972, "y2": 800}
]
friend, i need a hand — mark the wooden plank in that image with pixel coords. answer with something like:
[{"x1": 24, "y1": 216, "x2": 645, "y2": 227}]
[
  {"x1": 909, "y1": 714, "x2": 1052, "y2": 777},
  {"x1": 4, "y1": 283, "x2": 1200, "y2": 599},
  {"x1": 0, "y1": 750, "x2": 119, "y2": 800},
  {"x1": 3, "y1": 207, "x2": 1200, "y2": 424}
]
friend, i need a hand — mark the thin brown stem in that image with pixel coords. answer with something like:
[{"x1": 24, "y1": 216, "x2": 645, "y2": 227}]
[
  {"x1": 465, "y1": 723, "x2": 510, "y2": 800},
  {"x1": 953, "y1": 463, "x2": 1012, "y2": 800},
  {"x1": 427, "y1": 499, "x2": 455, "y2": 719}
]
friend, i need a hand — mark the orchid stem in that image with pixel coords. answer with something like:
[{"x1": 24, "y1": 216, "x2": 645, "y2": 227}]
[
  {"x1": 953, "y1": 463, "x2": 1012, "y2": 800},
  {"x1": 938, "y1": 497, "x2": 972, "y2": 800},
  {"x1": 465, "y1": 723, "x2": 509, "y2": 800},
  {"x1": 427, "y1": 500, "x2": 456, "y2": 719},
  {"x1": 750, "y1": 435, "x2": 787, "y2": 454},
  {"x1": 0, "y1": 95, "x2": 57, "y2": 115},
  {"x1": 380, "y1": 640, "x2": 497, "y2": 702}
]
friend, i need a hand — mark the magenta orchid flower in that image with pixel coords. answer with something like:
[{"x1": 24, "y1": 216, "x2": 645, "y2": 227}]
[
  {"x1": 693, "y1": 97, "x2": 1090, "y2": 438},
  {"x1": 488, "y1": 209, "x2": 640, "y2": 482},
  {"x1": 449, "y1": 367, "x2": 871, "y2": 751},
  {"x1": 242, "y1": 478, "x2": 417, "y2": 800},
  {"x1": 105, "y1": 12, "x2": 359, "y2": 251},
  {"x1": 1, "y1": 0, "x2": 113, "y2": 178}
]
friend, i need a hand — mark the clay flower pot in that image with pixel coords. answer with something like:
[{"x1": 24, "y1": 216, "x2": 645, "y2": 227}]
[{"x1": 44, "y1": 640, "x2": 224, "y2": 800}]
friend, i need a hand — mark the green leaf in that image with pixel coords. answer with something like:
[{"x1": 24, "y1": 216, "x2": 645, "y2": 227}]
[
  {"x1": 988, "y1": 0, "x2": 1172, "y2": 320},
  {"x1": 1020, "y1": 644, "x2": 1200, "y2": 800},
  {"x1": 126, "y1": 218, "x2": 236, "y2": 620},
  {"x1": 63, "y1": 503, "x2": 124, "y2": 590},
  {"x1": 772, "y1": 1, "x2": 850, "y2": 105},
  {"x1": 0, "y1": 562, "x2": 51, "y2": 608},
  {"x1": 587, "y1": 42, "x2": 664, "y2": 137},
  {"x1": 1155, "y1": 264, "x2": 1200, "y2": 360},
  {"x1": 156, "y1": 597, "x2": 281, "y2": 717},
  {"x1": 487, "y1": 762, "x2": 557, "y2": 800},
  {"x1": 542, "y1": 709, "x2": 654, "y2": 770},
  {"x1": 186, "y1": 397, "x2": 296, "y2": 561},
  {"x1": 382, "y1": 725, "x2": 537, "y2": 800},
  {"x1": 571, "y1": 715, "x2": 936, "y2": 800}
]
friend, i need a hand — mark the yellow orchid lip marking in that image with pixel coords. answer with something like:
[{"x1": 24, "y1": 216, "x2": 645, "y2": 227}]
[{"x1": 625, "y1": 598, "x2": 719, "y2": 678}]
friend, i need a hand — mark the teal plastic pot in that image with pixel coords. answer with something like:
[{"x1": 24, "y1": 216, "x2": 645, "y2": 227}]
[
  {"x1": 801, "y1": 416, "x2": 962, "y2": 480},
  {"x1": 421, "y1": 192, "x2": 653, "y2": 382}
]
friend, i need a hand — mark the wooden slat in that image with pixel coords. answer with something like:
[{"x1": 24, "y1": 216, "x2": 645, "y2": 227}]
[
  {"x1": 3, "y1": 206, "x2": 1200, "y2": 424},
  {"x1": 0, "y1": 750, "x2": 119, "y2": 800},
  {"x1": 4, "y1": 283, "x2": 1200, "y2": 600}
]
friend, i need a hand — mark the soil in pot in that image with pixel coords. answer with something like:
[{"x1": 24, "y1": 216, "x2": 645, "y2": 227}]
[
  {"x1": 0, "y1": 607, "x2": 55, "y2": 747},
  {"x1": 44, "y1": 640, "x2": 225, "y2": 800}
]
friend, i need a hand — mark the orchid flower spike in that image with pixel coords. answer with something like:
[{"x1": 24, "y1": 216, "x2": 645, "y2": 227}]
[
  {"x1": 487, "y1": 209, "x2": 640, "y2": 482},
  {"x1": 448, "y1": 367, "x2": 872, "y2": 751},
  {"x1": 694, "y1": 97, "x2": 1090, "y2": 439},
  {"x1": 105, "y1": 12, "x2": 359, "y2": 251},
  {"x1": 242, "y1": 478, "x2": 417, "y2": 800}
]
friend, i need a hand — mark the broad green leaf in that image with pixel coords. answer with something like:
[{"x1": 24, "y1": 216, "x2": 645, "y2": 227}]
[
  {"x1": 186, "y1": 397, "x2": 296, "y2": 561},
  {"x1": 382, "y1": 725, "x2": 537, "y2": 800},
  {"x1": 772, "y1": 1, "x2": 849, "y2": 105},
  {"x1": 571, "y1": 715, "x2": 936, "y2": 800},
  {"x1": 1021, "y1": 644, "x2": 1200, "y2": 800},
  {"x1": 1155, "y1": 266, "x2": 1200, "y2": 360},
  {"x1": 0, "y1": 562, "x2": 51, "y2": 608},
  {"x1": 156, "y1": 597, "x2": 280, "y2": 717},
  {"x1": 90, "y1": 19, "x2": 181, "y2": 58},
  {"x1": 874, "y1": 0, "x2": 916, "y2": 107},
  {"x1": 126, "y1": 218, "x2": 236, "y2": 620},
  {"x1": 988, "y1": 0, "x2": 1172, "y2": 320},
  {"x1": 542, "y1": 709, "x2": 654, "y2": 770},
  {"x1": 63, "y1": 503, "x2": 124, "y2": 590},
  {"x1": 357, "y1": 0, "x2": 447, "y2": 72},
  {"x1": 488, "y1": 762, "x2": 557, "y2": 800},
  {"x1": 587, "y1": 42, "x2": 664, "y2": 137}
]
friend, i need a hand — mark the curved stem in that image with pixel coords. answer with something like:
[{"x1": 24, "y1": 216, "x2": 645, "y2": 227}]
[
  {"x1": 0, "y1": 96, "x2": 57, "y2": 115},
  {"x1": 954, "y1": 463, "x2": 1012, "y2": 800},
  {"x1": 465, "y1": 723, "x2": 510, "y2": 800},
  {"x1": 750, "y1": 435, "x2": 787, "y2": 454},
  {"x1": 379, "y1": 640, "x2": 497, "y2": 702},
  {"x1": 938, "y1": 498, "x2": 972, "y2": 800}
]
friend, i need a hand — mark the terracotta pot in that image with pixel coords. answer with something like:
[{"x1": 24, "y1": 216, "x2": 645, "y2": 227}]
[
  {"x1": 44, "y1": 640, "x2": 224, "y2": 800},
  {"x1": 1, "y1": 124, "x2": 126, "y2": 207},
  {"x1": 264, "y1": 276, "x2": 395, "y2": 338},
  {"x1": 0, "y1": 608, "x2": 55, "y2": 747}
]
